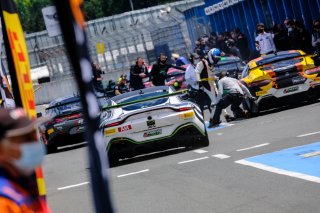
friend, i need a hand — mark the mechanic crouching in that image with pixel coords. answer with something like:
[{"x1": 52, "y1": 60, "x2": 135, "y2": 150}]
[{"x1": 209, "y1": 71, "x2": 254, "y2": 128}]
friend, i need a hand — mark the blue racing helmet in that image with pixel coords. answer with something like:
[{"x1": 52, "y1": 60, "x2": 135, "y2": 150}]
[{"x1": 210, "y1": 48, "x2": 221, "y2": 57}]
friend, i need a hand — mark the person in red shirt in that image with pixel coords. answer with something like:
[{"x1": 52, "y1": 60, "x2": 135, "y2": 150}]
[{"x1": 0, "y1": 108, "x2": 50, "y2": 213}]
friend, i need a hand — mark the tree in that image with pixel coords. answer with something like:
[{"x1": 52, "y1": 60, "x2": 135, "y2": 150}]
[
  {"x1": 83, "y1": 0, "x2": 105, "y2": 20},
  {"x1": 13, "y1": 0, "x2": 179, "y2": 33},
  {"x1": 14, "y1": 0, "x2": 51, "y2": 33}
]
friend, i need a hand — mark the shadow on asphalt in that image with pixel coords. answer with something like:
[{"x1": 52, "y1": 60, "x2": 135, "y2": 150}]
[
  {"x1": 46, "y1": 142, "x2": 87, "y2": 155},
  {"x1": 257, "y1": 99, "x2": 320, "y2": 117},
  {"x1": 111, "y1": 144, "x2": 205, "y2": 168}
]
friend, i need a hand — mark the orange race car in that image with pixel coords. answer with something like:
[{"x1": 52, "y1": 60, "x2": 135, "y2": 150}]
[{"x1": 241, "y1": 50, "x2": 320, "y2": 114}]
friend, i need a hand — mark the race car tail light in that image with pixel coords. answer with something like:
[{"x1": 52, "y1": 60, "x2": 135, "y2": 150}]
[
  {"x1": 305, "y1": 67, "x2": 320, "y2": 75},
  {"x1": 180, "y1": 111, "x2": 195, "y2": 119},
  {"x1": 54, "y1": 118, "x2": 65, "y2": 123},
  {"x1": 51, "y1": 113, "x2": 83, "y2": 124},
  {"x1": 178, "y1": 107, "x2": 192, "y2": 112},
  {"x1": 105, "y1": 121, "x2": 124, "y2": 128},
  {"x1": 248, "y1": 79, "x2": 272, "y2": 87}
]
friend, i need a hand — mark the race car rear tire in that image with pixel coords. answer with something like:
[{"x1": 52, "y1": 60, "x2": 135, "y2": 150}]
[
  {"x1": 46, "y1": 144, "x2": 57, "y2": 154},
  {"x1": 250, "y1": 101, "x2": 260, "y2": 117},
  {"x1": 198, "y1": 124, "x2": 209, "y2": 147},
  {"x1": 200, "y1": 134, "x2": 210, "y2": 147},
  {"x1": 108, "y1": 155, "x2": 119, "y2": 167}
]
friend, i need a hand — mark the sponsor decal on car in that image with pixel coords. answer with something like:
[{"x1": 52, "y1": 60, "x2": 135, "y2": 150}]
[
  {"x1": 291, "y1": 76, "x2": 306, "y2": 84},
  {"x1": 147, "y1": 119, "x2": 156, "y2": 129},
  {"x1": 283, "y1": 86, "x2": 299, "y2": 94},
  {"x1": 255, "y1": 90, "x2": 268, "y2": 96},
  {"x1": 104, "y1": 128, "x2": 117, "y2": 136},
  {"x1": 118, "y1": 125, "x2": 132, "y2": 132},
  {"x1": 47, "y1": 128, "x2": 54, "y2": 135},
  {"x1": 143, "y1": 129, "x2": 162, "y2": 137}
]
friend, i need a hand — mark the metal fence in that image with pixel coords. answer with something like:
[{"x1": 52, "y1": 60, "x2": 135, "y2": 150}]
[{"x1": 1, "y1": 0, "x2": 203, "y2": 84}]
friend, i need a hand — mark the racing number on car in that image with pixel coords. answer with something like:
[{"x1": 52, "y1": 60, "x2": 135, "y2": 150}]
[{"x1": 147, "y1": 120, "x2": 156, "y2": 129}]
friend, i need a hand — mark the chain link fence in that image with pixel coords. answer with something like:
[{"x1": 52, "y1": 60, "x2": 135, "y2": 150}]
[
  {"x1": 1, "y1": 0, "x2": 203, "y2": 83},
  {"x1": 1, "y1": 0, "x2": 204, "y2": 104}
]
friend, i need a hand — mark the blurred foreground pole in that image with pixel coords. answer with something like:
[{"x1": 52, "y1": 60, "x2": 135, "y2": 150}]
[
  {"x1": 0, "y1": 1, "x2": 49, "y2": 211},
  {"x1": 52, "y1": 0, "x2": 114, "y2": 212}
]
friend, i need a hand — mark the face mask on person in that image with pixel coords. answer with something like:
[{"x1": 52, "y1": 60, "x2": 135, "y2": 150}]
[
  {"x1": 288, "y1": 27, "x2": 293, "y2": 32},
  {"x1": 193, "y1": 59, "x2": 200, "y2": 65},
  {"x1": 257, "y1": 29, "x2": 264, "y2": 34},
  {"x1": 160, "y1": 59, "x2": 167, "y2": 64},
  {"x1": 12, "y1": 141, "x2": 46, "y2": 175}
]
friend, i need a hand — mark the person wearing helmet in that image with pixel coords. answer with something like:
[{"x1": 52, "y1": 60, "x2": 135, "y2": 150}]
[
  {"x1": 203, "y1": 48, "x2": 233, "y2": 124},
  {"x1": 208, "y1": 48, "x2": 222, "y2": 66},
  {"x1": 209, "y1": 71, "x2": 254, "y2": 128}
]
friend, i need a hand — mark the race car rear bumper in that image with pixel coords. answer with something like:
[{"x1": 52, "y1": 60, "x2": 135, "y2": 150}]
[
  {"x1": 45, "y1": 130, "x2": 85, "y2": 147},
  {"x1": 107, "y1": 123, "x2": 206, "y2": 159},
  {"x1": 257, "y1": 85, "x2": 320, "y2": 110}
]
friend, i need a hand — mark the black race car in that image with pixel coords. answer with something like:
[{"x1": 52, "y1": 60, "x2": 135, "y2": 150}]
[
  {"x1": 214, "y1": 56, "x2": 246, "y2": 79},
  {"x1": 39, "y1": 96, "x2": 85, "y2": 153}
]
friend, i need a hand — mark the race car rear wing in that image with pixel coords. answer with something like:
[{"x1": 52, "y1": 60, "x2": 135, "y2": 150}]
[{"x1": 102, "y1": 89, "x2": 188, "y2": 111}]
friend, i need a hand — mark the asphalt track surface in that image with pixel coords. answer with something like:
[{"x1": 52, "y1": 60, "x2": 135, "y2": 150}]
[{"x1": 43, "y1": 100, "x2": 320, "y2": 213}]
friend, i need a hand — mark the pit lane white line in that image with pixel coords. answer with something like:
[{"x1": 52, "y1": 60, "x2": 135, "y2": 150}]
[
  {"x1": 193, "y1": 149, "x2": 208, "y2": 154},
  {"x1": 212, "y1": 154, "x2": 230, "y2": 159},
  {"x1": 236, "y1": 143, "x2": 270, "y2": 152},
  {"x1": 297, "y1": 131, "x2": 320, "y2": 138},
  {"x1": 58, "y1": 182, "x2": 90, "y2": 191},
  {"x1": 117, "y1": 169, "x2": 150, "y2": 178},
  {"x1": 178, "y1": 157, "x2": 209, "y2": 164},
  {"x1": 235, "y1": 160, "x2": 320, "y2": 183}
]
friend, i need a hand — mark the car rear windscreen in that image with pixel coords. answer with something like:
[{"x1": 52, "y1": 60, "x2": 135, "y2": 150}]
[{"x1": 119, "y1": 91, "x2": 169, "y2": 111}]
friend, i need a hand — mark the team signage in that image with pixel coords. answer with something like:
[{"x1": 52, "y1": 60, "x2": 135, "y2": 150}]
[
  {"x1": 205, "y1": 0, "x2": 244, "y2": 15},
  {"x1": 42, "y1": 6, "x2": 62, "y2": 37}
]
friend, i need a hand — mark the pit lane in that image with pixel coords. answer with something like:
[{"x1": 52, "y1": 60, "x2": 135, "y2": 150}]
[{"x1": 43, "y1": 100, "x2": 320, "y2": 213}]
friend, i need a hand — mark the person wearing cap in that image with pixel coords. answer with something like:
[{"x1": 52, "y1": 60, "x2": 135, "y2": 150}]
[
  {"x1": 171, "y1": 53, "x2": 189, "y2": 66},
  {"x1": 209, "y1": 71, "x2": 254, "y2": 128},
  {"x1": 114, "y1": 77, "x2": 129, "y2": 95},
  {"x1": 255, "y1": 23, "x2": 276, "y2": 55},
  {"x1": 0, "y1": 108, "x2": 49, "y2": 212}
]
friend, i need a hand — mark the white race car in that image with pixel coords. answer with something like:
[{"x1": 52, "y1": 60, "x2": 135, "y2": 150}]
[{"x1": 100, "y1": 86, "x2": 209, "y2": 166}]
